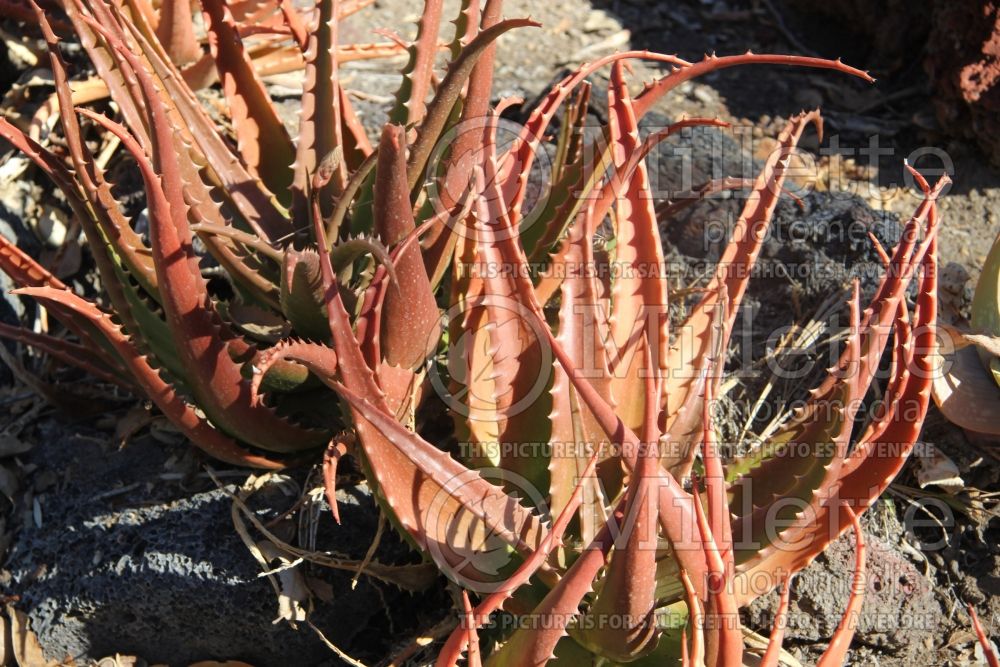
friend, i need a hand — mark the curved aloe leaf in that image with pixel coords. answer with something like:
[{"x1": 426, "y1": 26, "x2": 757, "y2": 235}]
[
  {"x1": 84, "y1": 22, "x2": 329, "y2": 452},
  {"x1": 574, "y1": 352, "x2": 662, "y2": 661},
  {"x1": 292, "y1": 0, "x2": 347, "y2": 219},
  {"x1": 734, "y1": 173, "x2": 946, "y2": 604},
  {"x1": 14, "y1": 287, "x2": 288, "y2": 468},
  {"x1": 201, "y1": 0, "x2": 295, "y2": 198},
  {"x1": 604, "y1": 61, "x2": 669, "y2": 432},
  {"x1": 155, "y1": 0, "x2": 200, "y2": 66},
  {"x1": 374, "y1": 124, "x2": 440, "y2": 369},
  {"x1": 387, "y1": 0, "x2": 444, "y2": 127},
  {"x1": 663, "y1": 111, "x2": 823, "y2": 474}
]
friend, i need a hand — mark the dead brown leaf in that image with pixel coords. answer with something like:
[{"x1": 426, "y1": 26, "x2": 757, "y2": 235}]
[
  {"x1": 932, "y1": 330, "x2": 1000, "y2": 436},
  {"x1": 6, "y1": 604, "x2": 49, "y2": 667},
  {"x1": 114, "y1": 404, "x2": 155, "y2": 447},
  {"x1": 939, "y1": 323, "x2": 1000, "y2": 358},
  {"x1": 93, "y1": 657, "x2": 145, "y2": 667}
]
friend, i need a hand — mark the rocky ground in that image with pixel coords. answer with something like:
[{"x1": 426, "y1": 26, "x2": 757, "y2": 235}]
[{"x1": 1, "y1": 0, "x2": 999, "y2": 665}]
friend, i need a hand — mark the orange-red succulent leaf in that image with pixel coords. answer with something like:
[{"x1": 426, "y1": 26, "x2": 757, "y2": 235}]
[
  {"x1": 15, "y1": 287, "x2": 288, "y2": 468},
  {"x1": 201, "y1": 0, "x2": 295, "y2": 197},
  {"x1": 388, "y1": 0, "x2": 444, "y2": 127},
  {"x1": 760, "y1": 576, "x2": 794, "y2": 667},
  {"x1": 292, "y1": 0, "x2": 347, "y2": 218},
  {"x1": 968, "y1": 604, "x2": 1000, "y2": 667},
  {"x1": 374, "y1": 124, "x2": 440, "y2": 369},
  {"x1": 155, "y1": 0, "x2": 201, "y2": 66},
  {"x1": 815, "y1": 507, "x2": 866, "y2": 667}
]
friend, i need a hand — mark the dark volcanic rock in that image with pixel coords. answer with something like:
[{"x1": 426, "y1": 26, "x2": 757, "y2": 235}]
[
  {"x1": 745, "y1": 506, "x2": 943, "y2": 663},
  {"x1": 6, "y1": 420, "x2": 447, "y2": 665},
  {"x1": 925, "y1": 2, "x2": 1000, "y2": 165}
]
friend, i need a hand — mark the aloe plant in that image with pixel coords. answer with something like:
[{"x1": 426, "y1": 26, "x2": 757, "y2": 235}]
[{"x1": 0, "y1": 0, "x2": 948, "y2": 663}]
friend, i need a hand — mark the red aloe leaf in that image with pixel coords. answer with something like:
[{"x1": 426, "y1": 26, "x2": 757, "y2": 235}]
[
  {"x1": 0, "y1": 323, "x2": 133, "y2": 389},
  {"x1": 374, "y1": 124, "x2": 440, "y2": 369},
  {"x1": 664, "y1": 110, "x2": 822, "y2": 470},
  {"x1": 733, "y1": 173, "x2": 945, "y2": 604},
  {"x1": 467, "y1": 143, "x2": 712, "y2": 596},
  {"x1": 469, "y1": 123, "x2": 552, "y2": 487},
  {"x1": 294, "y1": 204, "x2": 549, "y2": 587},
  {"x1": 656, "y1": 177, "x2": 801, "y2": 221},
  {"x1": 448, "y1": 209, "x2": 550, "y2": 487},
  {"x1": 276, "y1": 0, "x2": 309, "y2": 48},
  {"x1": 701, "y1": 310, "x2": 733, "y2": 569},
  {"x1": 339, "y1": 85, "x2": 375, "y2": 169},
  {"x1": 604, "y1": 61, "x2": 669, "y2": 432},
  {"x1": 848, "y1": 296, "x2": 912, "y2": 461},
  {"x1": 633, "y1": 52, "x2": 873, "y2": 119},
  {"x1": 524, "y1": 116, "x2": 731, "y2": 310},
  {"x1": 201, "y1": 0, "x2": 295, "y2": 197},
  {"x1": 0, "y1": 217, "x2": 66, "y2": 292},
  {"x1": 760, "y1": 575, "x2": 794, "y2": 667},
  {"x1": 85, "y1": 24, "x2": 328, "y2": 452},
  {"x1": 418, "y1": 0, "x2": 501, "y2": 281},
  {"x1": 322, "y1": 433, "x2": 352, "y2": 525},
  {"x1": 79, "y1": 105, "x2": 283, "y2": 312},
  {"x1": 62, "y1": 0, "x2": 152, "y2": 151},
  {"x1": 548, "y1": 199, "x2": 617, "y2": 546},
  {"x1": 461, "y1": 590, "x2": 483, "y2": 667},
  {"x1": 447, "y1": 0, "x2": 481, "y2": 58},
  {"x1": 575, "y1": 345, "x2": 662, "y2": 661},
  {"x1": 155, "y1": 0, "x2": 201, "y2": 66},
  {"x1": 406, "y1": 17, "x2": 540, "y2": 192},
  {"x1": 32, "y1": 7, "x2": 160, "y2": 298},
  {"x1": 728, "y1": 283, "x2": 864, "y2": 566},
  {"x1": 693, "y1": 476, "x2": 743, "y2": 666},
  {"x1": 502, "y1": 52, "x2": 871, "y2": 234},
  {"x1": 821, "y1": 168, "x2": 940, "y2": 407},
  {"x1": 388, "y1": 0, "x2": 444, "y2": 127},
  {"x1": 0, "y1": 93, "x2": 164, "y2": 367},
  {"x1": 435, "y1": 447, "x2": 602, "y2": 667},
  {"x1": 968, "y1": 604, "x2": 1000, "y2": 667},
  {"x1": 253, "y1": 339, "x2": 549, "y2": 586},
  {"x1": 499, "y1": 51, "x2": 694, "y2": 221},
  {"x1": 601, "y1": 120, "x2": 746, "y2": 227},
  {"x1": 292, "y1": 0, "x2": 347, "y2": 218},
  {"x1": 14, "y1": 287, "x2": 287, "y2": 469},
  {"x1": 815, "y1": 507, "x2": 866, "y2": 667},
  {"x1": 520, "y1": 82, "x2": 593, "y2": 265},
  {"x1": 679, "y1": 568, "x2": 705, "y2": 667},
  {"x1": 81, "y1": 106, "x2": 279, "y2": 362},
  {"x1": 104, "y1": 0, "x2": 292, "y2": 242},
  {"x1": 486, "y1": 494, "x2": 629, "y2": 667}
]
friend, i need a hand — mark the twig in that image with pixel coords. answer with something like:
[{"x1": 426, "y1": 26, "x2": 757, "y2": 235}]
[
  {"x1": 854, "y1": 84, "x2": 926, "y2": 114},
  {"x1": 760, "y1": 0, "x2": 820, "y2": 58},
  {"x1": 90, "y1": 482, "x2": 141, "y2": 502},
  {"x1": 307, "y1": 619, "x2": 371, "y2": 667},
  {"x1": 353, "y1": 510, "x2": 386, "y2": 589}
]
